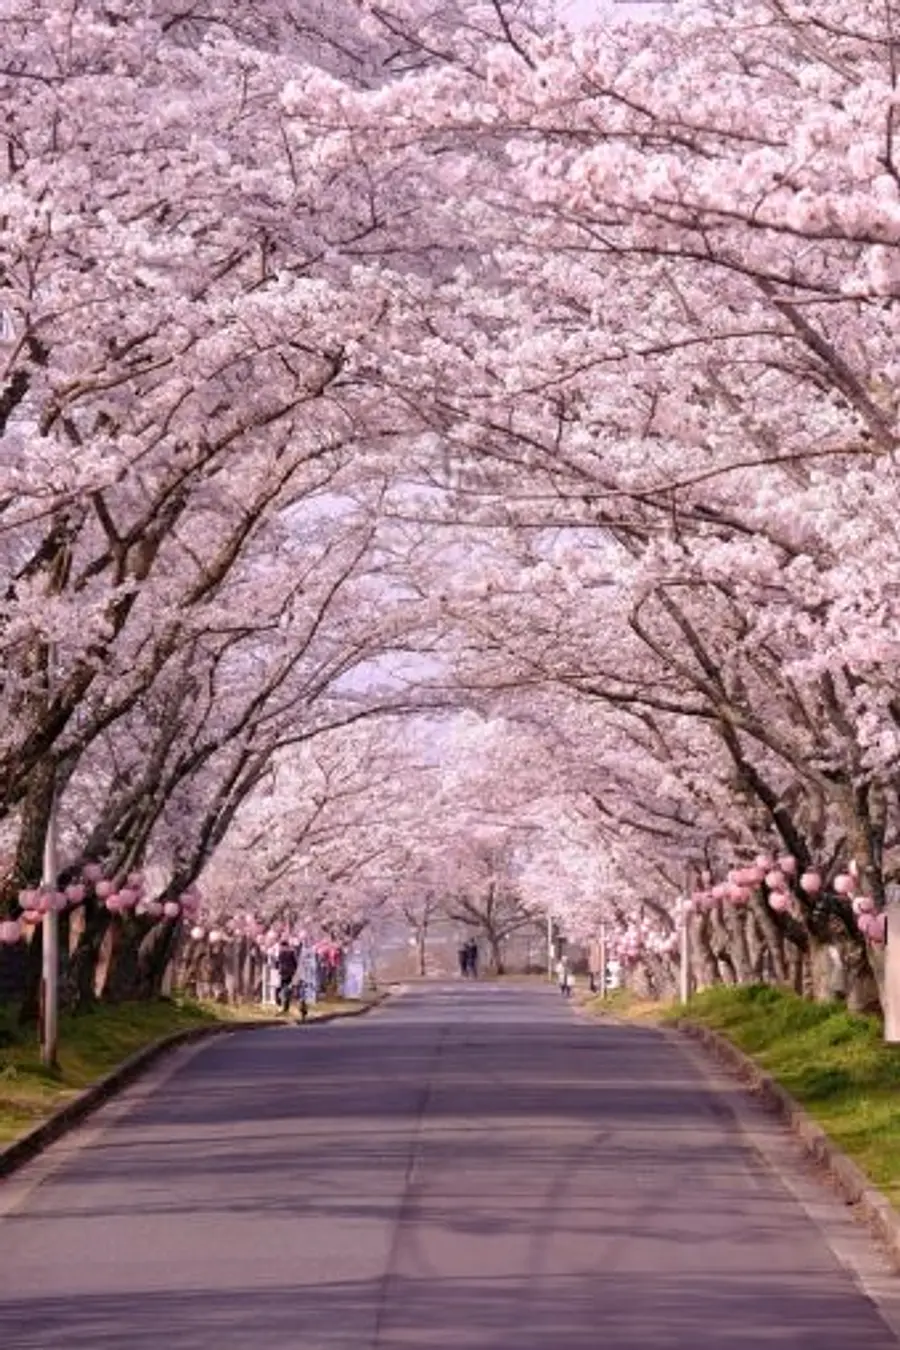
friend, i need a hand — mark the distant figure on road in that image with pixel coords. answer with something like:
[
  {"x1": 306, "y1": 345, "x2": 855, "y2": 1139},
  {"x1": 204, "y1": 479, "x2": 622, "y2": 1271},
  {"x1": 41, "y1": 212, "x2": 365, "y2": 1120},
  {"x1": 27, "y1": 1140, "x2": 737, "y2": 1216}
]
[
  {"x1": 275, "y1": 942, "x2": 299, "y2": 1013},
  {"x1": 458, "y1": 942, "x2": 470, "y2": 978},
  {"x1": 556, "y1": 955, "x2": 573, "y2": 998},
  {"x1": 466, "y1": 938, "x2": 479, "y2": 979}
]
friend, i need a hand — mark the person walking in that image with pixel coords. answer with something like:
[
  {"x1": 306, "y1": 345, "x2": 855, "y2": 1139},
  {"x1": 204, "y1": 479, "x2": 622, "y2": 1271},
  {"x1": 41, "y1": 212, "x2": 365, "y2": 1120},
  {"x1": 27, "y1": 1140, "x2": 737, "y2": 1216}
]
[
  {"x1": 556, "y1": 954, "x2": 573, "y2": 998},
  {"x1": 458, "y1": 942, "x2": 470, "y2": 979},
  {"x1": 275, "y1": 941, "x2": 299, "y2": 1014},
  {"x1": 466, "y1": 938, "x2": 479, "y2": 979}
]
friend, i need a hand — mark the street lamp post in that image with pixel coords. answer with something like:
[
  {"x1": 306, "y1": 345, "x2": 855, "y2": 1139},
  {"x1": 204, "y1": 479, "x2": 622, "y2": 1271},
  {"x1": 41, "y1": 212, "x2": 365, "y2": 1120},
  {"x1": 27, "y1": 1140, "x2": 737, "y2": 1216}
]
[
  {"x1": 599, "y1": 920, "x2": 608, "y2": 998},
  {"x1": 41, "y1": 784, "x2": 60, "y2": 1068},
  {"x1": 679, "y1": 902, "x2": 691, "y2": 1005}
]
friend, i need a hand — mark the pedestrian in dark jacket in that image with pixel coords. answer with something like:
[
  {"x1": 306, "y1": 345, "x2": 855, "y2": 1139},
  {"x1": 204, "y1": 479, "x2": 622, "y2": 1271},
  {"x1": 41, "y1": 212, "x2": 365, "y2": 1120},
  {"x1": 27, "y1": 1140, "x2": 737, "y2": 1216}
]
[{"x1": 276, "y1": 942, "x2": 299, "y2": 1013}]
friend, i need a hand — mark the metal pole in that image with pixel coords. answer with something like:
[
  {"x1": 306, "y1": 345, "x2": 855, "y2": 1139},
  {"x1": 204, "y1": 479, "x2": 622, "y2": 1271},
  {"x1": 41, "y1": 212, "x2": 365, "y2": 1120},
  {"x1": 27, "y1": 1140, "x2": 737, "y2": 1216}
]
[
  {"x1": 41, "y1": 787, "x2": 60, "y2": 1068},
  {"x1": 885, "y1": 901, "x2": 900, "y2": 1042},
  {"x1": 599, "y1": 920, "x2": 608, "y2": 998},
  {"x1": 546, "y1": 912, "x2": 554, "y2": 981},
  {"x1": 679, "y1": 906, "x2": 691, "y2": 1005}
]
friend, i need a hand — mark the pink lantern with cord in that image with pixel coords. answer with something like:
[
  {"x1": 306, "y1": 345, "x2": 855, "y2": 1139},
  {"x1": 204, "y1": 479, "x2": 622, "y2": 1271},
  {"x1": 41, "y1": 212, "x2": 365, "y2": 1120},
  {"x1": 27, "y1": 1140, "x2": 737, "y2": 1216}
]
[
  {"x1": 768, "y1": 892, "x2": 791, "y2": 912},
  {"x1": 18, "y1": 888, "x2": 38, "y2": 909},
  {"x1": 145, "y1": 900, "x2": 163, "y2": 919},
  {"x1": 105, "y1": 894, "x2": 122, "y2": 913},
  {"x1": 95, "y1": 880, "x2": 115, "y2": 899},
  {"x1": 765, "y1": 870, "x2": 787, "y2": 891},
  {"x1": 163, "y1": 901, "x2": 181, "y2": 920},
  {"x1": 834, "y1": 874, "x2": 855, "y2": 896},
  {"x1": 65, "y1": 883, "x2": 86, "y2": 904},
  {"x1": 755, "y1": 854, "x2": 774, "y2": 871},
  {"x1": 117, "y1": 888, "x2": 138, "y2": 909},
  {"x1": 800, "y1": 872, "x2": 822, "y2": 895},
  {"x1": 868, "y1": 913, "x2": 887, "y2": 945},
  {"x1": 778, "y1": 856, "x2": 797, "y2": 876},
  {"x1": 852, "y1": 895, "x2": 875, "y2": 915}
]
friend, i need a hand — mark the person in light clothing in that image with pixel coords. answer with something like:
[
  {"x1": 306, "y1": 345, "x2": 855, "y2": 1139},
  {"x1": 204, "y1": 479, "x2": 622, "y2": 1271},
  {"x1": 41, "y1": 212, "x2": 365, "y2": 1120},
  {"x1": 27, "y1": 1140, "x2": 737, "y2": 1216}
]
[{"x1": 556, "y1": 955, "x2": 573, "y2": 998}]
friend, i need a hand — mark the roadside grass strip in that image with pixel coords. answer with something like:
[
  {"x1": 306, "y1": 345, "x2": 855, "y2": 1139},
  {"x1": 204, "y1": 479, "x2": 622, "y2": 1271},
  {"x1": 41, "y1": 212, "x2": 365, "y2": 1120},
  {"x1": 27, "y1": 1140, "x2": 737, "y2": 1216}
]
[{"x1": 0, "y1": 994, "x2": 374, "y2": 1145}]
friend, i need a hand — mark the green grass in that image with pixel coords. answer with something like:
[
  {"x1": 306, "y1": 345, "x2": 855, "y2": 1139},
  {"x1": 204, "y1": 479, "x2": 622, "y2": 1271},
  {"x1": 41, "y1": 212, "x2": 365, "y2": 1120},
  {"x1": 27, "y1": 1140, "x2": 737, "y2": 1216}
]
[
  {"x1": 664, "y1": 985, "x2": 900, "y2": 1207},
  {"x1": 0, "y1": 993, "x2": 378, "y2": 1146}
]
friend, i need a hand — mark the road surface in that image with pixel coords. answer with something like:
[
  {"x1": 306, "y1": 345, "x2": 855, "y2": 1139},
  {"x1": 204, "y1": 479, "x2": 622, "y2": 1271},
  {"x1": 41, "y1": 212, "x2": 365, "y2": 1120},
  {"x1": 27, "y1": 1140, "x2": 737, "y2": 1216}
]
[{"x1": 2, "y1": 983, "x2": 900, "y2": 1348}]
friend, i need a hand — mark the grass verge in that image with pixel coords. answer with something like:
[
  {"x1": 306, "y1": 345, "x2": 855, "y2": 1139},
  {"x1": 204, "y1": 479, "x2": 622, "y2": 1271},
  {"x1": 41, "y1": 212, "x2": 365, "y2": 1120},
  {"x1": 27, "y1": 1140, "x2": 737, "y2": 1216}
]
[
  {"x1": 577, "y1": 988, "x2": 667, "y2": 1021},
  {"x1": 662, "y1": 984, "x2": 900, "y2": 1208},
  {"x1": 0, "y1": 993, "x2": 379, "y2": 1146}
]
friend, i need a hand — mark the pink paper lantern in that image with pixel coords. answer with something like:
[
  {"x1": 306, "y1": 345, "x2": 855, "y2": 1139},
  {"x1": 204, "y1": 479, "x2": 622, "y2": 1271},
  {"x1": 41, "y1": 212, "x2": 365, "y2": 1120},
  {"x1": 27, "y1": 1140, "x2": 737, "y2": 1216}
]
[
  {"x1": 868, "y1": 913, "x2": 887, "y2": 945},
  {"x1": 852, "y1": 895, "x2": 875, "y2": 915},
  {"x1": 0, "y1": 919, "x2": 22, "y2": 944},
  {"x1": 778, "y1": 856, "x2": 797, "y2": 876},
  {"x1": 755, "y1": 854, "x2": 774, "y2": 871},
  {"x1": 765, "y1": 870, "x2": 787, "y2": 891},
  {"x1": 190, "y1": 925, "x2": 205, "y2": 941},
  {"x1": 163, "y1": 901, "x2": 181, "y2": 920},
  {"x1": 799, "y1": 872, "x2": 822, "y2": 895},
  {"x1": 768, "y1": 892, "x2": 791, "y2": 912},
  {"x1": 20, "y1": 909, "x2": 40, "y2": 924},
  {"x1": 833, "y1": 874, "x2": 855, "y2": 896},
  {"x1": 117, "y1": 888, "x2": 138, "y2": 909},
  {"x1": 105, "y1": 894, "x2": 122, "y2": 913},
  {"x1": 65, "y1": 883, "x2": 86, "y2": 904},
  {"x1": 17, "y1": 888, "x2": 38, "y2": 909},
  {"x1": 145, "y1": 900, "x2": 164, "y2": 919},
  {"x1": 95, "y1": 880, "x2": 115, "y2": 899}
]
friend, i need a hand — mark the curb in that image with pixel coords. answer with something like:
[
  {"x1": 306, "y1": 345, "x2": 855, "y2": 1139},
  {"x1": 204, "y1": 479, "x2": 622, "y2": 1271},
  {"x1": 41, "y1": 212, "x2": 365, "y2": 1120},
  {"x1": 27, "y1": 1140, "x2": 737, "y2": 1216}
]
[
  {"x1": 671, "y1": 1017, "x2": 900, "y2": 1267},
  {"x1": 0, "y1": 994, "x2": 387, "y2": 1183}
]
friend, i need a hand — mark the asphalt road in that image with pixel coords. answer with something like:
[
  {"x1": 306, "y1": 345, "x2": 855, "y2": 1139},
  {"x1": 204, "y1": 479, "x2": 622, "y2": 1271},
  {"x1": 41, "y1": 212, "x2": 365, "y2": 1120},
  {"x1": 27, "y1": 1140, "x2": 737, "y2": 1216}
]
[{"x1": 2, "y1": 983, "x2": 900, "y2": 1349}]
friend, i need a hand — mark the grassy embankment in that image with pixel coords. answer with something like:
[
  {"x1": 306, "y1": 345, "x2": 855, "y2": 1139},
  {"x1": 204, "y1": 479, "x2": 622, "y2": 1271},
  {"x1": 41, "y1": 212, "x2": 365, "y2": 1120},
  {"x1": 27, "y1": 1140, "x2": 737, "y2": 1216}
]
[
  {"x1": 0, "y1": 994, "x2": 374, "y2": 1146},
  {"x1": 582, "y1": 982, "x2": 900, "y2": 1207}
]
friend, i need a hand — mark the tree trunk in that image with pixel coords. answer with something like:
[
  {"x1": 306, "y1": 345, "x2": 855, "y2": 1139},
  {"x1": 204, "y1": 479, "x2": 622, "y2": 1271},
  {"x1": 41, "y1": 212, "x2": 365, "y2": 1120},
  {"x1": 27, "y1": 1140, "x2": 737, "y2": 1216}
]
[
  {"x1": 486, "y1": 929, "x2": 504, "y2": 975},
  {"x1": 689, "y1": 914, "x2": 720, "y2": 990},
  {"x1": 68, "y1": 900, "x2": 112, "y2": 1009}
]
